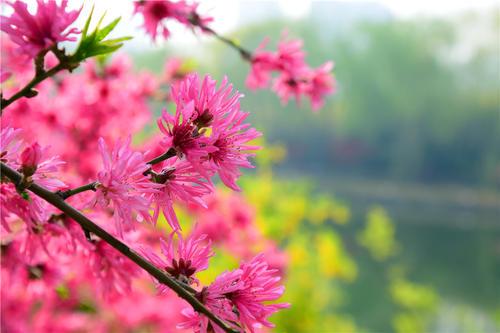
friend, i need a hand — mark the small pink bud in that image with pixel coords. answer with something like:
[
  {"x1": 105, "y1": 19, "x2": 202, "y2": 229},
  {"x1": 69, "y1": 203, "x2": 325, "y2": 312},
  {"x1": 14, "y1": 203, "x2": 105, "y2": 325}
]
[{"x1": 20, "y1": 143, "x2": 42, "y2": 176}]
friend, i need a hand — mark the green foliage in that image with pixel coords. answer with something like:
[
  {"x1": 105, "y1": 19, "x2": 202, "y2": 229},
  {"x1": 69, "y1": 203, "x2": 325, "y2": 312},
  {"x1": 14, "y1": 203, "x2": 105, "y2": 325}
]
[
  {"x1": 72, "y1": 7, "x2": 132, "y2": 62},
  {"x1": 358, "y1": 206, "x2": 399, "y2": 261},
  {"x1": 389, "y1": 269, "x2": 439, "y2": 333}
]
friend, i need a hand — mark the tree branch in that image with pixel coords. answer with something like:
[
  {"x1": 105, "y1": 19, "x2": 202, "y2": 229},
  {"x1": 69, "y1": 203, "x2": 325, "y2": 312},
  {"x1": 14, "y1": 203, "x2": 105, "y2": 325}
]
[
  {"x1": 0, "y1": 162, "x2": 238, "y2": 333},
  {"x1": 190, "y1": 19, "x2": 253, "y2": 61},
  {"x1": 1, "y1": 62, "x2": 71, "y2": 112}
]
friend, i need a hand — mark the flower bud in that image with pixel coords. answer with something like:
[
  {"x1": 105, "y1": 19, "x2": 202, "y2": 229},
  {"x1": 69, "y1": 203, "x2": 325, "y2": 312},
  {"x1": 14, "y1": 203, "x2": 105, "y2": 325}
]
[{"x1": 20, "y1": 143, "x2": 42, "y2": 176}]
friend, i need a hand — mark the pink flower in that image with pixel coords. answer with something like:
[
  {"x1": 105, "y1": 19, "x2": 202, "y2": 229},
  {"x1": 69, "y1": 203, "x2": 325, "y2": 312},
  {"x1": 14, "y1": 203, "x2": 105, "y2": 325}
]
[
  {"x1": 134, "y1": 0, "x2": 211, "y2": 40},
  {"x1": 157, "y1": 101, "x2": 216, "y2": 162},
  {"x1": 94, "y1": 137, "x2": 160, "y2": 236},
  {"x1": 1, "y1": 0, "x2": 81, "y2": 58},
  {"x1": 0, "y1": 70, "x2": 12, "y2": 83},
  {"x1": 28, "y1": 144, "x2": 66, "y2": 191},
  {"x1": 207, "y1": 111, "x2": 261, "y2": 191},
  {"x1": 20, "y1": 142, "x2": 43, "y2": 176},
  {"x1": 149, "y1": 157, "x2": 212, "y2": 230},
  {"x1": 245, "y1": 32, "x2": 335, "y2": 111},
  {"x1": 272, "y1": 70, "x2": 310, "y2": 107},
  {"x1": 1, "y1": 142, "x2": 64, "y2": 231},
  {"x1": 163, "y1": 73, "x2": 260, "y2": 190},
  {"x1": 306, "y1": 61, "x2": 336, "y2": 111},
  {"x1": 212, "y1": 254, "x2": 289, "y2": 331},
  {"x1": 275, "y1": 34, "x2": 307, "y2": 72},
  {"x1": 171, "y1": 74, "x2": 242, "y2": 129},
  {"x1": 140, "y1": 232, "x2": 213, "y2": 290},
  {"x1": 246, "y1": 49, "x2": 276, "y2": 89},
  {"x1": 180, "y1": 254, "x2": 288, "y2": 333},
  {"x1": 0, "y1": 125, "x2": 23, "y2": 166},
  {"x1": 87, "y1": 239, "x2": 140, "y2": 296}
]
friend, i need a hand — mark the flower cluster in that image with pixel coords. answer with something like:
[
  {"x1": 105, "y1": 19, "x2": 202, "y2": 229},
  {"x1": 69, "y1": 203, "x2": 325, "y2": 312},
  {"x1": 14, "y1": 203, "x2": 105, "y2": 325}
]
[
  {"x1": 247, "y1": 32, "x2": 336, "y2": 111},
  {"x1": 154, "y1": 73, "x2": 261, "y2": 228},
  {"x1": 134, "y1": 0, "x2": 212, "y2": 40}
]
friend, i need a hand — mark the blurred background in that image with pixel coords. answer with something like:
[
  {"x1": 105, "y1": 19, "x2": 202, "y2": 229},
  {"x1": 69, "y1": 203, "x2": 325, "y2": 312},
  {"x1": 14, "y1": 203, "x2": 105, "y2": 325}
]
[{"x1": 79, "y1": 0, "x2": 500, "y2": 331}]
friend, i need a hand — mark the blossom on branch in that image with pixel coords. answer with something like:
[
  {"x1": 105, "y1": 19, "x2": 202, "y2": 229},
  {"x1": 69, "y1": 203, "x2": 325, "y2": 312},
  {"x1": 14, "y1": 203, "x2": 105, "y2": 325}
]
[
  {"x1": 179, "y1": 254, "x2": 289, "y2": 333},
  {"x1": 149, "y1": 157, "x2": 212, "y2": 231},
  {"x1": 134, "y1": 0, "x2": 212, "y2": 40},
  {"x1": 140, "y1": 232, "x2": 213, "y2": 291},
  {"x1": 207, "y1": 111, "x2": 261, "y2": 191},
  {"x1": 158, "y1": 73, "x2": 261, "y2": 191},
  {"x1": 0, "y1": 125, "x2": 23, "y2": 166},
  {"x1": 0, "y1": 0, "x2": 81, "y2": 58},
  {"x1": 247, "y1": 32, "x2": 336, "y2": 111},
  {"x1": 94, "y1": 137, "x2": 160, "y2": 236}
]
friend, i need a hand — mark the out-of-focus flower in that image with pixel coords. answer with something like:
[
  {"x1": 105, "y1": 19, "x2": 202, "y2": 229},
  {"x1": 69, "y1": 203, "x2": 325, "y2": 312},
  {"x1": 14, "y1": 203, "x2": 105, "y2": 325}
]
[
  {"x1": 140, "y1": 232, "x2": 213, "y2": 289},
  {"x1": 306, "y1": 61, "x2": 336, "y2": 111},
  {"x1": 94, "y1": 137, "x2": 160, "y2": 236},
  {"x1": 86, "y1": 239, "x2": 140, "y2": 296},
  {"x1": 0, "y1": 0, "x2": 80, "y2": 58},
  {"x1": 0, "y1": 70, "x2": 12, "y2": 83},
  {"x1": 149, "y1": 157, "x2": 212, "y2": 231},
  {"x1": 134, "y1": 0, "x2": 212, "y2": 40},
  {"x1": 246, "y1": 32, "x2": 336, "y2": 111}
]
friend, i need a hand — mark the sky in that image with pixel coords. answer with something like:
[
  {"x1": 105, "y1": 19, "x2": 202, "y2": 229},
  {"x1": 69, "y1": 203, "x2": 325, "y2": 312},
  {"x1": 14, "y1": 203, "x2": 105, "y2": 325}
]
[{"x1": 5, "y1": 0, "x2": 498, "y2": 49}]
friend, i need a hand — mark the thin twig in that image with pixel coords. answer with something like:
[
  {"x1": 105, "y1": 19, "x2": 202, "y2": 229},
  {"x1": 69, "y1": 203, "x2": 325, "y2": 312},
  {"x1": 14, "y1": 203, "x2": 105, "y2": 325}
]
[
  {"x1": 57, "y1": 181, "x2": 99, "y2": 200},
  {"x1": 1, "y1": 62, "x2": 69, "y2": 112},
  {"x1": 59, "y1": 147, "x2": 178, "y2": 200},
  {"x1": 0, "y1": 162, "x2": 239, "y2": 333},
  {"x1": 145, "y1": 147, "x2": 177, "y2": 166},
  {"x1": 189, "y1": 19, "x2": 253, "y2": 61}
]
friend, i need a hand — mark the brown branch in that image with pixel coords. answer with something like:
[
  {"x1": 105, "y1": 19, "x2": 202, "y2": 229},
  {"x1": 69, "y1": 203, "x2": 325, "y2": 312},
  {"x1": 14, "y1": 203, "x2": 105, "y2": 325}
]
[
  {"x1": 57, "y1": 181, "x2": 99, "y2": 200},
  {"x1": 0, "y1": 162, "x2": 239, "y2": 333}
]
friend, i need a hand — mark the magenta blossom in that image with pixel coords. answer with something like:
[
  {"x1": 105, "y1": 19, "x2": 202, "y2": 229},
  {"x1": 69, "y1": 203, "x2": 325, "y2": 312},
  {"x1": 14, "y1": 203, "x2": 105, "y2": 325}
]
[
  {"x1": 1, "y1": 0, "x2": 81, "y2": 58},
  {"x1": 134, "y1": 0, "x2": 212, "y2": 40},
  {"x1": 171, "y1": 74, "x2": 243, "y2": 129},
  {"x1": 160, "y1": 73, "x2": 260, "y2": 189},
  {"x1": 87, "y1": 239, "x2": 140, "y2": 296},
  {"x1": 207, "y1": 111, "x2": 261, "y2": 191},
  {"x1": 149, "y1": 157, "x2": 213, "y2": 230},
  {"x1": 140, "y1": 232, "x2": 213, "y2": 290},
  {"x1": 0, "y1": 125, "x2": 23, "y2": 166},
  {"x1": 306, "y1": 61, "x2": 336, "y2": 111},
  {"x1": 246, "y1": 32, "x2": 335, "y2": 111},
  {"x1": 179, "y1": 254, "x2": 288, "y2": 333},
  {"x1": 157, "y1": 101, "x2": 217, "y2": 162},
  {"x1": 1, "y1": 142, "x2": 64, "y2": 231},
  {"x1": 94, "y1": 137, "x2": 160, "y2": 236},
  {"x1": 20, "y1": 142, "x2": 43, "y2": 176}
]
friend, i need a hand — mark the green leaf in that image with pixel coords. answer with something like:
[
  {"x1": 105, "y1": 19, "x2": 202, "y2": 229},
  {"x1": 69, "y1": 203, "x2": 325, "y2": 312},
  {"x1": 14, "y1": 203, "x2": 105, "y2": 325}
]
[
  {"x1": 81, "y1": 5, "x2": 94, "y2": 38},
  {"x1": 72, "y1": 9, "x2": 132, "y2": 62},
  {"x1": 95, "y1": 17, "x2": 120, "y2": 41}
]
